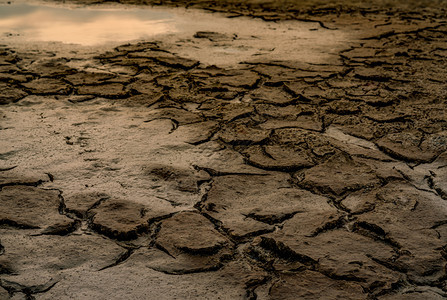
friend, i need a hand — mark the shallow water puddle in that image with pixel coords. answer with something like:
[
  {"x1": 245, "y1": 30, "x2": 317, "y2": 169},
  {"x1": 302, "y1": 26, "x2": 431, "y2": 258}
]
[
  {"x1": 0, "y1": 0, "x2": 352, "y2": 66},
  {"x1": 0, "y1": 0, "x2": 176, "y2": 45}
]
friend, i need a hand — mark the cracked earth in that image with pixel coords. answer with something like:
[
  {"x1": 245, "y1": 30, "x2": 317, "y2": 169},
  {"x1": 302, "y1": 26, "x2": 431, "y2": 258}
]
[{"x1": 1, "y1": 0, "x2": 447, "y2": 299}]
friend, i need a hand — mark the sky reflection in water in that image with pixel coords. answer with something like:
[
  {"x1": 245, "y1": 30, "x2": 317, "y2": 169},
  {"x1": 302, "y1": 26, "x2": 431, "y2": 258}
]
[{"x1": 0, "y1": 1, "x2": 176, "y2": 45}]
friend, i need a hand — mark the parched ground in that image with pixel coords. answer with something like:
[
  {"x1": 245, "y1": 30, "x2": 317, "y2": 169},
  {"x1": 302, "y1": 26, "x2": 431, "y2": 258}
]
[{"x1": 1, "y1": 0, "x2": 447, "y2": 299}]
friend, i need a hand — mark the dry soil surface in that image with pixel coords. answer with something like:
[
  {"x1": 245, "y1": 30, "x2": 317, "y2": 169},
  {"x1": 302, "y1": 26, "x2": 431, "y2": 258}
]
[{"x1": 1, "y1": 0, "x2": 447, "y2": 299}]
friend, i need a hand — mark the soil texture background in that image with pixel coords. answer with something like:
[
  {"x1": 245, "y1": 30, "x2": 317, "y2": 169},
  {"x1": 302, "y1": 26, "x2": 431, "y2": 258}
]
[{"x1": 1, "y1": 0, "x2": 447, "y2": 299}]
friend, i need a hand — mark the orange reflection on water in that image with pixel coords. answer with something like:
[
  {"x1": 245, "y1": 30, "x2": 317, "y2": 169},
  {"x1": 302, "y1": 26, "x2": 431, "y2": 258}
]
[{"x1": 0, "y1": 1, "x2": 176, "y2": 45}]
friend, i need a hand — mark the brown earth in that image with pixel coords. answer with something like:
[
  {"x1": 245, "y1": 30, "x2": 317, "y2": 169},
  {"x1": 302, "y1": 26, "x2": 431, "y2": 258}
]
[{"x1": 1, "y1": 0, "x2": 447, "y2": 299}]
